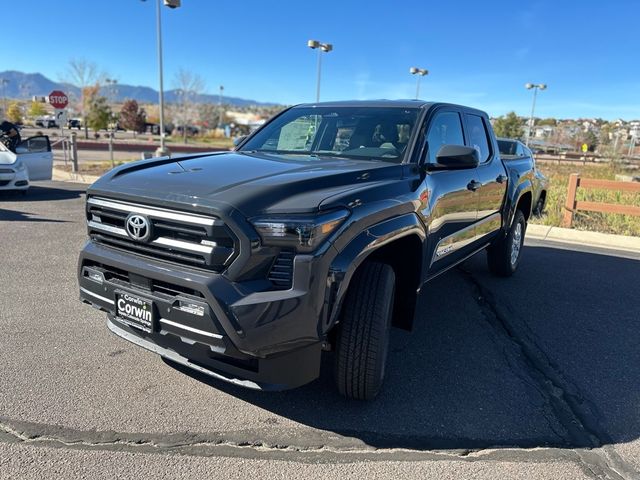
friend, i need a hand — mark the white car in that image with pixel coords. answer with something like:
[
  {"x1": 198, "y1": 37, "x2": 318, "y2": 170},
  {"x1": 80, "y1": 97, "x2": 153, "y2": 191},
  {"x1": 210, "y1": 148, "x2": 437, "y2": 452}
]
[{"x1": 0, "y1": 135, "x2": 54, "y2": 193}]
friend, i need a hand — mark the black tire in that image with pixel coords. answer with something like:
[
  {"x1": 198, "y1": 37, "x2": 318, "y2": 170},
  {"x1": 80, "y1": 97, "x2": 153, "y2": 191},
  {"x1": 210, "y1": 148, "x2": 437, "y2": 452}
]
[
  {"x1": 533, "y1": 195, "x2": 545, "y2": 216},
  {"x1": 487, "y1": 210, "x2": 526, "y2": 277},
  {"x1": 334, "y1": 261, "x2": 395, "y2": 400}
]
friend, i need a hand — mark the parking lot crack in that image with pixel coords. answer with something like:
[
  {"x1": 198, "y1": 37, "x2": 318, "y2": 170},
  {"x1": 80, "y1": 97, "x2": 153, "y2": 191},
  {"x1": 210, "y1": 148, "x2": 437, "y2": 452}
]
[
  {"x1": 3, "y1": 416, "x2": 632, "y2": 469},
  {"x1": 462, "y1": 270, "x2": 639, "y2": 479}
]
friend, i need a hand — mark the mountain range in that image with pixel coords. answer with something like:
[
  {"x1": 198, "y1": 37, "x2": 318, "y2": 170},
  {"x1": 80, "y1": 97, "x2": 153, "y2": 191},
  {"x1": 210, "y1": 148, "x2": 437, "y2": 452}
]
[{"x1": 0, "y1": 70, "x2": 276, "y2": 107}]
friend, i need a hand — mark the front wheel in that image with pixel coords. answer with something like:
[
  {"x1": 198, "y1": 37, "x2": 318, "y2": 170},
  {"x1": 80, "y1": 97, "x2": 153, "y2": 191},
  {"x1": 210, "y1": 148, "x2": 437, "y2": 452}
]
[
  {"x1": 487, "y1": 210, "x2": 526, "y2": 277},
  {"x1": 334, "y1": 261, "x2": 395, "y2": 400}
]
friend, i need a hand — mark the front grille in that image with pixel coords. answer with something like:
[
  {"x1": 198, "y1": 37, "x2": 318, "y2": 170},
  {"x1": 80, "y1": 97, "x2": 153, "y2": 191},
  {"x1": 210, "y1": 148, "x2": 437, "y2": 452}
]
[
  {"x1": 0, "y1": 168, "x2": 14, "y2": 174},
  {"x1": 86, "y1": 196, "x2": 238, "y2": 272},
  {"x1": 0, "y1": 180, "x2": 11, "y2": 186},
  {"x1": 268, "y1": 250, "x2": 295, "y2": 290}
]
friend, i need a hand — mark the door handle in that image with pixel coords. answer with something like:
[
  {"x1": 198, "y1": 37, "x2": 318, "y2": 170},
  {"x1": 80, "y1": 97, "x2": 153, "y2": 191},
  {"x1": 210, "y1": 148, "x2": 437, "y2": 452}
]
[
  {"x1": 467, "y1": 180, "x2": 482, "y2": 191},
  {"x1": 496, "y1": 174, "x2": 508, "y2": 184}
]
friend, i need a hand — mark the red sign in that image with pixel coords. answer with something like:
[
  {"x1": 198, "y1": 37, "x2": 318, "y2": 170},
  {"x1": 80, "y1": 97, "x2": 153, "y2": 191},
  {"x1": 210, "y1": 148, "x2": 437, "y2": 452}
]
[{"x1": 48, "y1": 90, "x2": 68, "y2": 109}]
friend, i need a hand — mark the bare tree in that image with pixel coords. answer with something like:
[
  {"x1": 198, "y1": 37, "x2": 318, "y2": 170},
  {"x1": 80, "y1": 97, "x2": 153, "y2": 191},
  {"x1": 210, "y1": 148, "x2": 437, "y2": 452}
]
[
  {"x1": 172, "y1": 69, "x2": 205, "y2": 143},
  {"x1": 60, "y1": 58, "x2": 107, "y2": 138}
]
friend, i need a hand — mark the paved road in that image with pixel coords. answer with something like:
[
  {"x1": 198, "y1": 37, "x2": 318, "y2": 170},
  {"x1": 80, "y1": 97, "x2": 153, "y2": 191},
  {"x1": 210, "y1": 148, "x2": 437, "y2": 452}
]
[{"x1": 1, "y1": 182, "x2": 639, "y2": 479}]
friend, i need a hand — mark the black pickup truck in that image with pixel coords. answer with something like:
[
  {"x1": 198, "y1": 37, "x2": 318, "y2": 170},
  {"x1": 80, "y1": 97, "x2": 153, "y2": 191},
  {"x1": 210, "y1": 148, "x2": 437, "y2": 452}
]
[{"x1": 78, "y1": 100, "x2": 535, "y2": 400}]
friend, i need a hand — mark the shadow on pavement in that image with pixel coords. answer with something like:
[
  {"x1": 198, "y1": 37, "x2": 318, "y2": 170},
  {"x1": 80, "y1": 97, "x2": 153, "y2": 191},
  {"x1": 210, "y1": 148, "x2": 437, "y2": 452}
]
[
  {"x1": 168, "y1": 245, "x2": 640, "y2": 451},
  {"x1": 0, "y1": 183, "x2": 84, "y2": 222},
  {"x1": 0, "y1": 184, "x2": 84, "y2": 203}
]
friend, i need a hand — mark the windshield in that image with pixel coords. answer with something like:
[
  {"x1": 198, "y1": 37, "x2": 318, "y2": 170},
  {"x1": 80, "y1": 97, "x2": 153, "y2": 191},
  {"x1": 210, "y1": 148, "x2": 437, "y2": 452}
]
[{"x1": 239, "y1": 106, "x2": 421, "y2": 163}]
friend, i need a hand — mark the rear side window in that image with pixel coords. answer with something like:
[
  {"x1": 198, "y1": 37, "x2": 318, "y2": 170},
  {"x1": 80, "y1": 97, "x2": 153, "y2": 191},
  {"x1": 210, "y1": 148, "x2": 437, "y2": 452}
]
[
  {"x1": 426, "y1": 112, "x2": 465, "y2": 163},
  {"x1": 466, "y1": 114, "x2": 491, "y2": 163}
]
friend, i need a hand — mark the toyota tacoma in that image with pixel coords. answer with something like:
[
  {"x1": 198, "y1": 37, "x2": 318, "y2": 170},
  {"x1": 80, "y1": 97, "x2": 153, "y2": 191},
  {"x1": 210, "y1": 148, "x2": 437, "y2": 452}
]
[{"x1": 78, "y1": 101, "x2": 535, "y2": 400}]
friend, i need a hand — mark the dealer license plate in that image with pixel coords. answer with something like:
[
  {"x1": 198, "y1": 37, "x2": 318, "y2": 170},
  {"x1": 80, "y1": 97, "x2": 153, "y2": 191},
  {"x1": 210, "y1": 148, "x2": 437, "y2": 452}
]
[{"x1": 116, "y1": 291, "x2": 155, "y2": 332}]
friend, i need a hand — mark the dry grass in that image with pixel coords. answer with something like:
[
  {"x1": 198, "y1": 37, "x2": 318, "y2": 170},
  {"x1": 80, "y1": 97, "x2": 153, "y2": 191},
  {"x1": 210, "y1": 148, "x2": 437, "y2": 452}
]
[{"x1": 531, "y1": 161, "x2": 640, "y2": 237}]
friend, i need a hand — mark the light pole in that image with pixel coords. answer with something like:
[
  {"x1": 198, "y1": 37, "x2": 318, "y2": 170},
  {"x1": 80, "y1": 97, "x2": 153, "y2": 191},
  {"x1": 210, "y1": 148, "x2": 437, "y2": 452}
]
[
  {"x1": 218, "y1": 85, "x2": 224, "y2": 128},
  {"x1": 409, "y1": 67, "x2": 428, "y2": 99},
  {"x1": 307, "y1": 40, "x2": 333, "y2": 102},
  {"x1": 105, "y1": 78, "x2": 118, "y2": 105},
  {"x1": 0, "y1": 78, "x2": 8, "y2": 115},
  {"x1": 143, "y1": 0, "x2": 181, "y2": 156},
  {"x1": 525, "y1": 83, "x2": 547, "y2": 146}
]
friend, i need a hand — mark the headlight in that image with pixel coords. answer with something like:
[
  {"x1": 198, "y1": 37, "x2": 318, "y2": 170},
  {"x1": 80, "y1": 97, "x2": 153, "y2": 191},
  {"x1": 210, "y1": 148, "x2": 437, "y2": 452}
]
[{"x1": 251, "y1": 209, "x2": 349, "y2": 253}]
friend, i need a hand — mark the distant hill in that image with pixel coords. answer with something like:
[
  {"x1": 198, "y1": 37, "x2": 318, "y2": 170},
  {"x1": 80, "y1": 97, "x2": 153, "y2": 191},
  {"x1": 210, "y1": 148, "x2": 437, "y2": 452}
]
[{"x1": 0, "y1": 70, "x2": 277, "y2": 107}]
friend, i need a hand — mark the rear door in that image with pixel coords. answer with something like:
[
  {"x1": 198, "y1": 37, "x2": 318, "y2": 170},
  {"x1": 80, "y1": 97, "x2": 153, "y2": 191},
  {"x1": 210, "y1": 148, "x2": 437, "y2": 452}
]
[
  {"x1": 464, "y1": 113, "x2": 507, "y2": 243},
  {"x1": 421, "y1": 109, "x2": 479, "y2": 275},
  {"x1": 16, "y1": 135, "x2": 53, "y2": 181}
]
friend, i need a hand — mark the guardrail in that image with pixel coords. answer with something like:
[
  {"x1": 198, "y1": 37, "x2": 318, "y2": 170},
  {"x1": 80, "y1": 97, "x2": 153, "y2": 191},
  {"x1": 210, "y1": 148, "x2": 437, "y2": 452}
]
[{"x1": 562, "y1": 173, "x2": 640, "y2": 227}]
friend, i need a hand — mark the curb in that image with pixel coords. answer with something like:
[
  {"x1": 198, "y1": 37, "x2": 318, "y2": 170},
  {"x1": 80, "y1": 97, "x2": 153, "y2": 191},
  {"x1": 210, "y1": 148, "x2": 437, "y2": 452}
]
[
  {"x1": 527, "y1": 223, "x2": 640, "y2": 253},
  {"x1": 52, "y1": 167, "x2": 100, "y2": 185}
]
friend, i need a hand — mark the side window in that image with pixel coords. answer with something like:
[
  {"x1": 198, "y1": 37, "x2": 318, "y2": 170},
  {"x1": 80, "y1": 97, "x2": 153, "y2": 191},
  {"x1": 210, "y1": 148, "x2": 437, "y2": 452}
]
[
  {"x1": 426, "y1": 112, "x2": 465, "y2": 163},
  {"x1": 466, "y1": 114, "x2": 491, "y2": 163},
  {"x1": 16, "y1": 136, "x2": 51, "y2": 154},
  {"x1": 515, "y1": 142, "x2": 524, "y2": 157}
]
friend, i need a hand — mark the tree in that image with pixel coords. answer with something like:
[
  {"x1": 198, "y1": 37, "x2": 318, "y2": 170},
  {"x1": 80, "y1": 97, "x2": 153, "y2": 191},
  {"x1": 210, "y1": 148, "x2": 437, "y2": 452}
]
[
  {"x1": 492, "y1": 112, "x2": 524, "y2": 139},
  {"x1": 28, "y1": 101, "x2": 47, "y2": 118},
  {"x1": 576, "y1": 130, "x2": 598, "y2": 151},
  {"x1": 119, "y1": 99, "x2": 146, "y2": 134},
  {"x1": 6, "y1": 102, "x2": 23, "y2": 124},
  {"x1": 172, "y1": 68, "x2": 205, "y2": 143},
  {"x1": 537, "y1": 118, "x2": 557, "y2": 127},
  {"x1": 61, "y1": 58, "x2": 105, "y2": 138},
  {"x1": 84, "y1": 85, "x2": 112, "y2": 132}
]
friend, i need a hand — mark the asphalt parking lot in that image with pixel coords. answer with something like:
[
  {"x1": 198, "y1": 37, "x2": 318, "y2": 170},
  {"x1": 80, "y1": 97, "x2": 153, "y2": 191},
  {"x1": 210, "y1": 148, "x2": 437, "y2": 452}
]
[{"x1": 1, "y1": 182, "x2": 639, "y2": 479}]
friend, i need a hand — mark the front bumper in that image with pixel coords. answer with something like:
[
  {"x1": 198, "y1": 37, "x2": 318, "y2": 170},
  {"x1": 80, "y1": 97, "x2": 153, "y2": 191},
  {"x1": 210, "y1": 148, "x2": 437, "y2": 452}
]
[
  {"x1": 0, "y1": 167, "x2": 28, "y2": 190},
  {"x1": 78, "y1": 241, "x2": 326, "y2": 390}
]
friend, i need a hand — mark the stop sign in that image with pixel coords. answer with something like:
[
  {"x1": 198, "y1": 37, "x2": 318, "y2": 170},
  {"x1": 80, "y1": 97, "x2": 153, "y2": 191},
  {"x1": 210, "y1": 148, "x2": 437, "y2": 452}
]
[{"x1": 48, "y1": 90, "x2": 68, "y2": 109}]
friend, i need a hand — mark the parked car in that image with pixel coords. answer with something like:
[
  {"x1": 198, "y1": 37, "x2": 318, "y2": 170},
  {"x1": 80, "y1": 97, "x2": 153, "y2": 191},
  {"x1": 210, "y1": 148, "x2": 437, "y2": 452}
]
[
  {"x1": 0, "y1": 135, "x2": 53, "y2": 193},
  {"x1": 67, "y1": 119, "x2": 82, "y2": 130},
  {"x1": 35, "y1": 118, "x2": 57, "y2": 129},
  {"x1": 497, "y1": 137, "x2": 548, "y2": 215},
  {"x1": 78, "y1": 101, "x2": 536, "y2": 400}
]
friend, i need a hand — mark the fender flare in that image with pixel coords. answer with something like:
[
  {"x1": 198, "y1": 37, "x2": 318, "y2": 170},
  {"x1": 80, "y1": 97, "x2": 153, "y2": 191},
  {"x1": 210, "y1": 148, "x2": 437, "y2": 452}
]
[
  {"x1": 505, "y1": 180, "x2": 533, "y2": 229},
  {"x1": 323, "y1": 213, "x2": 426, "y2": 330}
]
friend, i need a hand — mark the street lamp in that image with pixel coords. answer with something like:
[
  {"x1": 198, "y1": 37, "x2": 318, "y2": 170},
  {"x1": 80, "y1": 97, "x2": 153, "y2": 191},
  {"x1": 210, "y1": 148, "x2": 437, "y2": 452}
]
[
  {"x1": 142, "y1": 0, "x2": 181, "y2": 156},
  {"x1": 409, "y1": 67, "x2": 428, "y2": 99},
  {"x1": 307, "y1": 40, "x2": 333, "y2": 102},
  {"x1": 105, "y1": 78, "x2": 118, "y2": 105},
  {"x1": 524, "y1": 83, "x2": 547, "y2": 146}
]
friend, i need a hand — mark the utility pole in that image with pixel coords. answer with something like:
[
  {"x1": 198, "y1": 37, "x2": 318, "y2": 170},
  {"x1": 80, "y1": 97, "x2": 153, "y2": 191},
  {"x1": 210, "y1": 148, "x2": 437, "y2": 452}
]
[{"x1": 525, "y1": 83, "x2": 547, "y2": 146}]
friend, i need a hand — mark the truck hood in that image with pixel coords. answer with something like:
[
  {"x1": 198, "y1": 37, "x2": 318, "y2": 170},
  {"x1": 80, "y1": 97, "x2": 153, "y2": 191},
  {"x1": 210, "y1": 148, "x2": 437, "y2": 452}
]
[{"x1": 88, "y1": 151, "x2": 404, "y2": 216}]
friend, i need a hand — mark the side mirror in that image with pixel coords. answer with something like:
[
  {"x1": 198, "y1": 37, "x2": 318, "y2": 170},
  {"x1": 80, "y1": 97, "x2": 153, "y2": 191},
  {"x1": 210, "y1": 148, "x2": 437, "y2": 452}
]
[
  {"x1": 233, "y1": 135, "x2": 247, "y2": 148},
  {"x1": 434, "y1": 145, "x2": 479, "y2": 169}
]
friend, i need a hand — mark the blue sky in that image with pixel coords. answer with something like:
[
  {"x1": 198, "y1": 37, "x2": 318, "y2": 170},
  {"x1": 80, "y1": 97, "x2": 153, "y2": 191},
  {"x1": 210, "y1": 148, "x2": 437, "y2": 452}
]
[{"x1": 2, "y1": 0, "x2": 639, "y2": 119}]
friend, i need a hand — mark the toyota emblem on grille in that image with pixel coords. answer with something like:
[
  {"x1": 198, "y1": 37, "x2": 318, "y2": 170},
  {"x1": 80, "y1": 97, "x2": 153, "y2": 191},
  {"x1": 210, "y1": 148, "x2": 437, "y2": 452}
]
[{"x1": 125, "y1": 214, "x2": 152, "y2": 242}]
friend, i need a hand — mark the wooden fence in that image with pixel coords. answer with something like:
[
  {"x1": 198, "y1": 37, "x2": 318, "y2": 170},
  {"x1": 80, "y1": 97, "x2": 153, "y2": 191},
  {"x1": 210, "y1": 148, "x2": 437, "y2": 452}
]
[{"x1": 562, "y1": 174, "x2": 640, "y2": 227}]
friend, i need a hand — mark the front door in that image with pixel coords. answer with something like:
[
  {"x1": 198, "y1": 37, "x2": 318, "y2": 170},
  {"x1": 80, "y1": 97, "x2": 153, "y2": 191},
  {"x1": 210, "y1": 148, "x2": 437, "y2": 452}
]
[
  {"x1": 420, "y1": 110, "x2": 478, "y2": 276},
  {"x1": 16, "y1": 136, "x2": 53, "y2": 181},
  {"x1": 465, "y1": 114, "x2": 507, "y2": 242}
]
